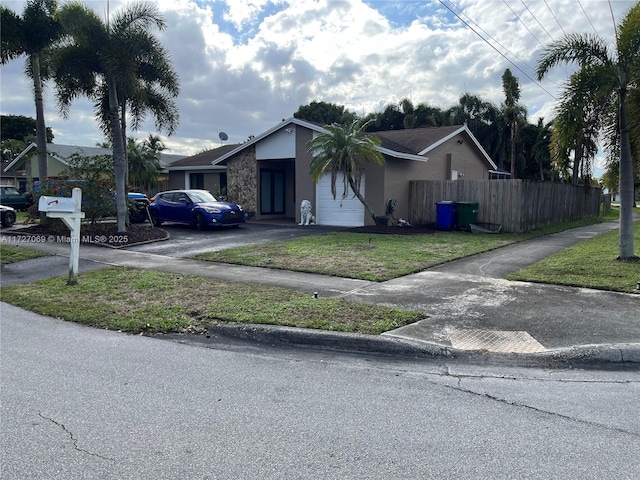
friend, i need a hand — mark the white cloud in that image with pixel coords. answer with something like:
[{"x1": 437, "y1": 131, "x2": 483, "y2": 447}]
[{"x1": 0, "y1": 0, "x2": 635, "y2": 157}]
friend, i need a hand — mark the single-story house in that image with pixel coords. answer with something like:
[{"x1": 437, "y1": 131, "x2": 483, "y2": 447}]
[
  {"x1": 168, "y1": 117, "x2": 502, "y2": 226},
  {"x1": 2, "y1": 142, "x2": 185, "y2": 193}
]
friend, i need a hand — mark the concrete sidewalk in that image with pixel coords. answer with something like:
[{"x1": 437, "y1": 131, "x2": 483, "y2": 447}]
[{"x1": 1, "y1": 220, "x2": 639, "y2": 367}]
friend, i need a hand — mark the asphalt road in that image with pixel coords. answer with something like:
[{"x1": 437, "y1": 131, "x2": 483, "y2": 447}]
[{"x1": 2, "y1": 304, "x2": 639, "y2": 479}]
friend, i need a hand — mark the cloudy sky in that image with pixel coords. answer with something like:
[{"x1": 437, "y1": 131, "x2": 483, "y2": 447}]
[{"x1": 1, "y1": 0, "x2": 635, "y2": 158}]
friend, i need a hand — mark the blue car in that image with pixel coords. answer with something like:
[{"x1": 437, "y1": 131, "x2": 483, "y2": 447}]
[{"x1": 148, "y1": 189, "x2": 244, "y2": 230}]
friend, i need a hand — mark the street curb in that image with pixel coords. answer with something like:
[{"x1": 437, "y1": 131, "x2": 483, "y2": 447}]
[{"x1": 206, "y1": 323, "x2": 640, "y2": 369}]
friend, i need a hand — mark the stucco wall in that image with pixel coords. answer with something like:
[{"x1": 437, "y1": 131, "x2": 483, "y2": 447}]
[
  {"x1": 382, "y1": 134, "x2": 493, "y2": 222},
  {"x1": 294, "y1": 128, "x2": 316, "y2": 223},
  {"x1": 226, "y1": 145, "x2": 257, "y2": 214}
]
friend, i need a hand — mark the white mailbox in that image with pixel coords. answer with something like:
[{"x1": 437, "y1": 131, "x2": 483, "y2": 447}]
[
  {"x1": 39, "y1": 195, "x2": 77, "y2": 213},
  {"x1": 38, "y1": 187, "x2": 85, "y2": 285}
]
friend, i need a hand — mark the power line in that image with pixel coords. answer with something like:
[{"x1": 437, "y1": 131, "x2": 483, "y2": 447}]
[
  {"x1": 520, "y1": 0, "x2": 555, "y2": 42},
  {"x1": 438, "y1": 0, "x2": 556, "y2": 100},
  {"x1": 576, "y1": 0, "x2": 599, "y2": 36},
  {"x1": 450, "y1": 0, "x2": 538, "y2": 77},
  {"x1": 504, "y1": 0, "x2": 545, "y2": 49},
  {"x1": 543, "y1": 0, "x2": 567, "y2": 37}
]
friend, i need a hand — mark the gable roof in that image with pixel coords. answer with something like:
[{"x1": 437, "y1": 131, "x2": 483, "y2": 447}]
[
  {"x1": 204, "y1": 118, "x2": 496, "y2": 169},
  {"x1": 370, "y1": 125, "x2": 497, "y2": 169},
  {"x1": 3, "y1": 142, "x2": 186, "y2": 173},
  {"x1": 168, "y1": 143, "x2": 240, "y2": 170},
  {"x1": 370, "y1": 125, "x2": 463, "y2": 154},
  {"x1": 210, "y1": 117, "x2": 327, "y2": 167}
]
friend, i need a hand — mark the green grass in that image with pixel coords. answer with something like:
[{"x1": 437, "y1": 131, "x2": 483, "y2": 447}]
[
  {"x1": 193, "y1": 215, "x2": 618, "y2": 282},
  {"x1": 0, "y1": 267, "x2": 424, "y2": 335},
  {"x1": 0, "y1": 245, "x2": 49, "y2": 265},
  {"x1": 508, "y1": 222, "x2": 640, "y2": 293}
]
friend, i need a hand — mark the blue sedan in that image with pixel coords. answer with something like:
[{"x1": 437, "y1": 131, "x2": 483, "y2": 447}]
[{"x1": 148, "y1": 189, "x2": 245, "y2": 230}]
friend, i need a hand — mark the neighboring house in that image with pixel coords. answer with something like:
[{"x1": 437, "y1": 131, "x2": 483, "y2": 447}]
[
  {"x1": 2, "y1": 142, "x2": 185, "y2": 192},
  {"x1": 175, "y1": 118, "x2": 499, "y2": 227}
]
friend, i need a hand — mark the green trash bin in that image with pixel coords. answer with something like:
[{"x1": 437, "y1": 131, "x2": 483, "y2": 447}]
[{"x1": 455, "y1": 201, "x2": 479, "y2": 230}]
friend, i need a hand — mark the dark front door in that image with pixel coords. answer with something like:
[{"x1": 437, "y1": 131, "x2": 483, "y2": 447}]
[{"x1": 260, "y1": 170, "x2": 285, "y2": 215}]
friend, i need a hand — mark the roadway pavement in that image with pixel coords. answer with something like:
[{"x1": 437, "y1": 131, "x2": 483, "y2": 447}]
[{"x1": 1, "y1": 218, "x2": 639, "y2": 368}]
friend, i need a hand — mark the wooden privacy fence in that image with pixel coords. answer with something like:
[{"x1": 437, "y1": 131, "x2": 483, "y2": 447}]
[{"x1": 409, "y1": 180, "x2": 603, "y2": 233}]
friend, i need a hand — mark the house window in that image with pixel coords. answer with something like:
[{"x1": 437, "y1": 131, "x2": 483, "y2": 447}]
[
  {"x1": 260, "y1": 169, "x2": 285, "y2": 215},
  {"x1": 190, "y1": 173, "x2": 204, "y2": 189}
]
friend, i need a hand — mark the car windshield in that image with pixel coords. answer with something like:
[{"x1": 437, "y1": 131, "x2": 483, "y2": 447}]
[{"x1": 187, "y1": 191, "x2": 217, "y2": 203}]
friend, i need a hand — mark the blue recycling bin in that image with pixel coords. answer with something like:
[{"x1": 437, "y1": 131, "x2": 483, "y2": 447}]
[{"x1": 436, "y1": 201, "x2": 456, "y2": 230}]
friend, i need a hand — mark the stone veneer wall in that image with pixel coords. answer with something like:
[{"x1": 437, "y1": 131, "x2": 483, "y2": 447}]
[{"x1": 226, "y1": 146, "x2": 257, "y2": 214}]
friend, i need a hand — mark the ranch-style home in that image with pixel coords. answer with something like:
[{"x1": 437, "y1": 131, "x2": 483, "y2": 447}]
[{"x1": 168, "y1": 117, "x2": 502, "y2": 227}]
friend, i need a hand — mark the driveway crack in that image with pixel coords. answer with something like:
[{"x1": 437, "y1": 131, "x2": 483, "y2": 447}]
[{"x1": 38, "y1": 412, "x2": 114, "y2": 461}]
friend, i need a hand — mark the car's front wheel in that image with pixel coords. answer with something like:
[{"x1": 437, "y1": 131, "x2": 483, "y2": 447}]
[
  {"x1": 1, "y1": 210, "x2": 16, "y2": 227},
  {"x1": 195, "y1": 213, "x2": 207, "y2": 231}
]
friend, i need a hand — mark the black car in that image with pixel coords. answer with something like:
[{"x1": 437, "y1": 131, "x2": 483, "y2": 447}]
[{"x1": 148, "y1": 189, "x2": 244, "y2": 230}]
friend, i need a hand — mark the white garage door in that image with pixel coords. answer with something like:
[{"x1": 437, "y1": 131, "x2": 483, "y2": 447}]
[{"x1": 315, "y1": 173, "x2": 365, "y2": 226}]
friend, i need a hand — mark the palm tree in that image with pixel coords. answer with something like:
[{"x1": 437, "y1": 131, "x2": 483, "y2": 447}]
[
  {"x1": 537, "y1": 3, "x2": 639, "y2": 260},
  {"x1": 1, "y1": 0, "x2": 62, "y2": 183},
  {"x1": 307, "y1": 121, "x2": 385, "y2": 223},
  {"x1": 127, "y1": 136, "x2": 163, "y2": 194},
  {"x1": 502, "y1": 69, "x2": 525, "y2": 178},
  {"x1": 54, "y1": 1, "x2": 178, "y2": 233}
]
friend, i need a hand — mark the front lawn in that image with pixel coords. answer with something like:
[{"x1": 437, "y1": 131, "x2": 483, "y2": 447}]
[
  {"x1": 193, "y1": 216, "x2": 617, "y2": 282},
  {"x1": 0, "y1": 267, "x2": 424, "y2": 335},
  {"x1": 507, "y1": 222, "x2": 640, "y2": 293}
]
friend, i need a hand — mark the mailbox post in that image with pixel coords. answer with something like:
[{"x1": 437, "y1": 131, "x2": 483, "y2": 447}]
[{"x1": 38, "y1": 188, "x2": 85, "y2": 285}]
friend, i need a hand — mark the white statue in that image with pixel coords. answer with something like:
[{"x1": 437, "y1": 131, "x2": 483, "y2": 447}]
[{"x1": 299, "y1": 199, "x2": 315, "y2": 226}]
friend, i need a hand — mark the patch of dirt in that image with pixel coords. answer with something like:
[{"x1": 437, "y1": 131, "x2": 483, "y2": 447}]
[
  {"x1": 341, "y1": 224, "x2": 437, "y2": 235},
  {"x1": 15, "y1": 222, "x2": 169, "y2": 248}
]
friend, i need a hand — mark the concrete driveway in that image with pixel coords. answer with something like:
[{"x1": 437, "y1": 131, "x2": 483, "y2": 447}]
[{"x1": 126, "y1": 221, "x2": 343, "y2": 258}]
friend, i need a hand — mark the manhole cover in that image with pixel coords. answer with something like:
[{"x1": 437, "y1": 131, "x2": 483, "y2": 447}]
[{"x1": 448, "y1": 329, "x2": 547, "y2": 353}]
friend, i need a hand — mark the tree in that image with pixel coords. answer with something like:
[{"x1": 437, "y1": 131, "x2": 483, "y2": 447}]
[
  {"x1": 0, "y1": 114, "x2": 54, "y2": 143},
  {"x1": 54, "y1": 1, "x2": 177, "y2": 233},
  {"x1": 537, "y1": 3, "x2": 639, "y2": 259},
  {"x1": 1, "y1": 0, "x2": 62, "y2": 181},
  {"x1": 501, "y1": 69, "x2": 525, "y2": 178},
  {"x1": 446, "y1": 93, "x2": 502, "y2": 165},
  {"x1": 127, "y1": 135, "x2": 164, "y2": 194},
  {"x1": 294, "y1": 101, "x2": 357, "y2": 125},
  {"x1": 307, "y1": 121, "x2": 385, "y2": 222},
  {"x1": 520, "y1": 119, "x2": 552, "y2": 181}
]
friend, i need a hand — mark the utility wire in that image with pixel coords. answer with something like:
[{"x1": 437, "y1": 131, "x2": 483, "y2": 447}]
[
  {"x1": 520, "y1": 0, "x2": 555, "y2": 42},
  {"x1": 448, "y1": 0, "x2": 541, "y2": 78},
  {"x1": 576, "y1": 0, "x2": 599, "y2": 36},
  {"x1": 504, "y1": 0, "x2": 545, "y2": 49},
  {"x1": 449, "y1": 0, "x2": 538, "y2": 78},
  {"x1": 543, "y1": 0, "x2": 567, "y2": 36},
  {"x1": 438, "y1": 0, "x2": 556, "y2": 100}
]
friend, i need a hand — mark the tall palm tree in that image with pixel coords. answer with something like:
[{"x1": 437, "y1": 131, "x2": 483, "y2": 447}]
[
  {"x1": 54, "y1": 1, "x2": 178, "y2": 233},
  {"x1": 307, "y1": 121, "x2": 385, "y2": 222},
  {"x1": 1, "y1": 0, "x2": 62, "y2": 183},
  {"x1": 537, "y1": 3, "x2": 639, "y2": 260},
  {"x1": 551, "y1": 66, "x2": 608, "y2": 185},
  {"x1": 502, "y1": 69, "x2": 525, "y2": 178}
]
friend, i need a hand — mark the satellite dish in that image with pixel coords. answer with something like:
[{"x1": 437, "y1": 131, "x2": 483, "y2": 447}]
[{"x1": 219, "y1": 132, "x2": 228, "y2": 142}]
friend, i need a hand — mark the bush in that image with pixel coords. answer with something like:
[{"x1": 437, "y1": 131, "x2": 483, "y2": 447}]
[{"x1": 34, "y1": 153, "x2": 116, "y2": 224}]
